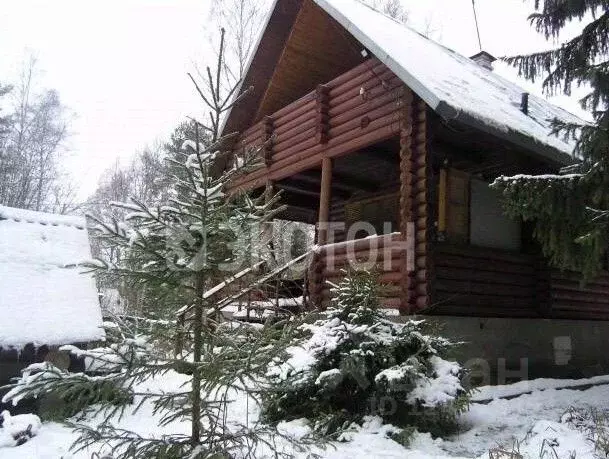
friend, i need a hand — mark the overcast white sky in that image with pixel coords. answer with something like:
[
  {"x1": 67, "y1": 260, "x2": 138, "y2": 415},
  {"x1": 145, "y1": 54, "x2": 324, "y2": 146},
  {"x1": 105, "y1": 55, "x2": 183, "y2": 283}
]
[{"x1": 0, "y1": 0, "x2": 588, "y2": 200}]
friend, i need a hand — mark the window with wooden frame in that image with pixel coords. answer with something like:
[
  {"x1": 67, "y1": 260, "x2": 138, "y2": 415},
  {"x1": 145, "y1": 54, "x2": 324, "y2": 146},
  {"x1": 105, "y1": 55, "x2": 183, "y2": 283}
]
[
  {"x1": 438, "y1": 168, "x2": 522, "y2": 251},
  {"x1": 438, "y1": 168, "x2": 470, "y2": 244}
]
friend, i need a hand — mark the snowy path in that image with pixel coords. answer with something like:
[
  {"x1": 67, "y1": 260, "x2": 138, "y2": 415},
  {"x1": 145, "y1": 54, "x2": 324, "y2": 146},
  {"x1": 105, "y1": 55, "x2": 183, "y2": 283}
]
[{"x1": 2, "y1": 374, "x2": 609, "y2": 458}]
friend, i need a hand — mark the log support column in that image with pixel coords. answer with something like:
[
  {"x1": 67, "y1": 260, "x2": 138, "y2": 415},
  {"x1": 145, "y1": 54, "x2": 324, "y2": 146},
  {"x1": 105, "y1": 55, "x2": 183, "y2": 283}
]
[
  {"x1": 262, "y1": 180, "x2": 275, "y2": 265},
  {"x1": 399, "y1": 93, "x2": 430, "y2": 315},
  {"x1": 412, "y1": 98, "x2": 430, "y2": 311},
  {"x1": 307, "y1": 249, "x2": 324, "y2": 309},
  {"x1": 318, "y1": 156, "x2": 332, "y2": 245},
  {"x1": 309, "y1": 155, "x2": 332, "y2": 310}
]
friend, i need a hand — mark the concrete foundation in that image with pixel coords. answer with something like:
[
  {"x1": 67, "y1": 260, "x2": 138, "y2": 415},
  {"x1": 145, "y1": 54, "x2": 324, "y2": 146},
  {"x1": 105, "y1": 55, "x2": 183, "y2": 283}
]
[{"x1": 396, "y1": 315, "x2": 609, "y2": 386}]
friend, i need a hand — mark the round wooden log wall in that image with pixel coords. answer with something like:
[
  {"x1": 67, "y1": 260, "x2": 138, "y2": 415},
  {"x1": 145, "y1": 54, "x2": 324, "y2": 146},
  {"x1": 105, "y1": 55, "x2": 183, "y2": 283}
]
[{"x1": 399, "y1": 95, "x2": 430, "y2": 314}]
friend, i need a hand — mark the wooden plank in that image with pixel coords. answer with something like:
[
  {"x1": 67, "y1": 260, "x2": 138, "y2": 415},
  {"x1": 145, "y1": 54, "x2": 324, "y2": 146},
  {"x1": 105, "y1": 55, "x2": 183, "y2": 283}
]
[
  {"x1": 323, "y1": 256, "x2": 402, "y2": 272},
  {"x1": 323, "y1": 270, "x2": 401, "y2": 283},
  {"x1": 271, "y1": 92, "x2": 315, "y2": 120},
  {"x1": 550, "y1": 271, "x2": 609, "y2": 287},
  {"x1": 273, "y1": 99, "x2": 317, "y2": 129},
  {"x1": 268, "y1": 154, "x2": 323, "y2": 182},
  {"x1": 423, "y1": 304, "x2": 536, "y2": 318},
  {"x1": 273, "y1": 116, "x2": 316, "y2": 143},
  {"x1": 326, "y1": 58, "x2": 383, "y2": 92},
  {"x1": 380, "y1": 298, "x2": 401, "y2": 309},
  {"x1": 550, "y1": 281, "x2": 609, "y2": 295},
  {"x1": 435, "y1": 244, "x2": 536, "y2": 264},
  {"x1": 272, "y1": 137, "x2": 320, "y2": 162},
  {"x1": 328, "y1": 103, "x2": 400, "y2": 138},
  {"x1": 551, "y1": 291, "x2": 609, "y2": 304},
  {"x1": 329, "y1": 70, "x2": 400, "y2": 108},
  {"x1": 327, "y1": 61, "x2": 392, "y2": 98},
  {"x1": 325, "y1": 115, "x2": 401, "y2": 159},
  {"x1": 328, "y1": 79, "x2": 404, "y2": 120},
  {"x1": 322, "y1": 250, "x2": 403, "y2": 267},
  {"x1": 320, "y1": 241, "x2": 405, "y2": 260},
  {"x1": 436, "y1": 266, "x2": 534, "y2": 286},
  {"x1": 273, "y1": 124, "x2": 317, "y2": 152},
  {"x1": 434, "y1": 292, "x2": 537, "y2": 309},
  {"x1": 232, "y1": 152, "x2": 322, "y2": 191},
  {"x1": 435, "y1": 253, "x2": 536, "y2": 275},
  {"x1": 241, "y1": 121, "x2": 264, "y2": 140},
  {"x1": 552, "y1": 302, "x2": 609, "y2": 314},
  {"x1": 317, "y1": 233, "x2": 401, "y2": 255},
  {"x1": 436, "y1": 279, "x2": 535, "y2": 297}
]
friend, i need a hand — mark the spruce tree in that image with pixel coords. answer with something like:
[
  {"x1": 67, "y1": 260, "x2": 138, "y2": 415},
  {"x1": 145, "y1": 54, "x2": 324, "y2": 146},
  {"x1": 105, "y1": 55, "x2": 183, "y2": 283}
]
[
  {"x1": 2, "y1": 30, "x2": 306, "y2": 458},
  {"x1": 262, "y1": 272, "x2": 468, "y2": 439},
  {"x1": 491, "y1": 1, "x2": 609, "y2": 279}
]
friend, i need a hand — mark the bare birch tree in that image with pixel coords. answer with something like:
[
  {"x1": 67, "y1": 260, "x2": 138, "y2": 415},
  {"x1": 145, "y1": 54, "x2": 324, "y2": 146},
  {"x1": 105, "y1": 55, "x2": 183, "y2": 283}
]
[
  {"x1": 0, "y1": 56, "x2": 73, "y2": 213},
  {"x1": 209, "y1": 0, "x2": 269, "y2": 85}
]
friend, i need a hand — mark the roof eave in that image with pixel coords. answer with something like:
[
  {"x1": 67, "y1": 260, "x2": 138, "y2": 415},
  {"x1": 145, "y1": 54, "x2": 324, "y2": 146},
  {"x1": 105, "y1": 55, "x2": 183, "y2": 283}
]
[
  {"x1": 315, "y1": 0, "x2": 576, "y2": 167},
  {"x1": 435, "y1": 100, "x2": 575, "y2": 167},
  {"x1": 315, "y1": 0, "x2": 443, "y2": 110}
]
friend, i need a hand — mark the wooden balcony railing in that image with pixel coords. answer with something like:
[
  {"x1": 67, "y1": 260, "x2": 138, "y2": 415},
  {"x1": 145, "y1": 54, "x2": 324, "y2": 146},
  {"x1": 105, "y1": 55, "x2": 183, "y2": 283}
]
[{"x1": 231, "y1": 57, "x2": 406, "y2": 191}]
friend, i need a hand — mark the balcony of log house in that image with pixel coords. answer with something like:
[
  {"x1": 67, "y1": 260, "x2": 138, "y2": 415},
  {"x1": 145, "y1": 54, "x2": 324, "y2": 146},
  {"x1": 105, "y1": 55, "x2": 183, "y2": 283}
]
[{"x1": 228, "y1": 58, "x2": 410, "y2": 311}]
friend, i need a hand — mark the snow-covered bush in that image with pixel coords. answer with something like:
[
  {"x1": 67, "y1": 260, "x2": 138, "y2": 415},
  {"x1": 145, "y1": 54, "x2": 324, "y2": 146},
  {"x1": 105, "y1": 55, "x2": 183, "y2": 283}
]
[
  {"x1": 262, "y1": 272, "x2": 469, "y2": 437},
  {"x1": 0, "y1": 410, "x2": 41, "y2": 448}
]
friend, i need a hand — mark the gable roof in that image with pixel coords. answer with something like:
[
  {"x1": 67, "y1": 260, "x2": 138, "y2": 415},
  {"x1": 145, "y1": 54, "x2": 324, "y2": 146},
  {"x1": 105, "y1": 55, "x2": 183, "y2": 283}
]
[
  {"x1": 0, "y1": 206, "x2": 104, "y2": 349},
  {"x1": 224, "y1": 0, "x2": 583, "y2": 166}
]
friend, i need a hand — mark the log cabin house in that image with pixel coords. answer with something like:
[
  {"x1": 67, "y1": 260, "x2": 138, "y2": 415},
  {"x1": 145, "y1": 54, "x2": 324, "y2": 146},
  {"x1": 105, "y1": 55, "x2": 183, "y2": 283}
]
[{"x1": 223, "y1": 0, "x2": 609, "y2": 375}]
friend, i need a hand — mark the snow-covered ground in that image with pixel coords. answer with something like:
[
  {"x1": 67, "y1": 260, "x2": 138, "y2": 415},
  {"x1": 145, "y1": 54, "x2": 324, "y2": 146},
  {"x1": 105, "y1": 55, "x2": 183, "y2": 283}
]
[{"x1": 2, "y1": 372, "x2": 609, "y2": 458}]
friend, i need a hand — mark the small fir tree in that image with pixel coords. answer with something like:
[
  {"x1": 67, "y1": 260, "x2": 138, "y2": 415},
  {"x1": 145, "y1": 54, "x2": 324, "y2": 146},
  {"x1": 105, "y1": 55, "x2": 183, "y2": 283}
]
[
  {"x1": 2, "y1": 29, "x2": 306, "y2": 458},
  {"x1": 491, "y1": 1, "x2": 609, "y2": 279}
]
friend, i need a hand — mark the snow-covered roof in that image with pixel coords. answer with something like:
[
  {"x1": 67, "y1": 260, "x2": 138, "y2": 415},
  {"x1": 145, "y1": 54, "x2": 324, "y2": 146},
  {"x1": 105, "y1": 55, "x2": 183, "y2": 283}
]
[
  {"x1": 314, "y1": 0, "x2": 581, "y2": 163},
  {"x1": 0, "y1": 206, "x2": 104, "y2": 349}
]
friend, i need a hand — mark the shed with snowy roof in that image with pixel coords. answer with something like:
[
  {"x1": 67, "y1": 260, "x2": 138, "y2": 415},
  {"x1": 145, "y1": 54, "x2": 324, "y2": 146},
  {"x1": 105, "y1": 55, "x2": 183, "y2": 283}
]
[
  {"x1": 0, "y1": 205, "x2": 104, "y2": 385},
  {"x1": 222, "y1": 0, "x2": 609, "y2": 376}
]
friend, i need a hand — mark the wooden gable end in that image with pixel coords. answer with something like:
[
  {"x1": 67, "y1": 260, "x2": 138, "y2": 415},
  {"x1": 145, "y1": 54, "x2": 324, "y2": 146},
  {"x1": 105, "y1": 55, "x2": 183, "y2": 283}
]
[
  {"x1": 224, "y1": 0, "x2": 365, "y2": 136},
  {"x1": 255, "y1": 0, "x2": 365, "y2": 121}
]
